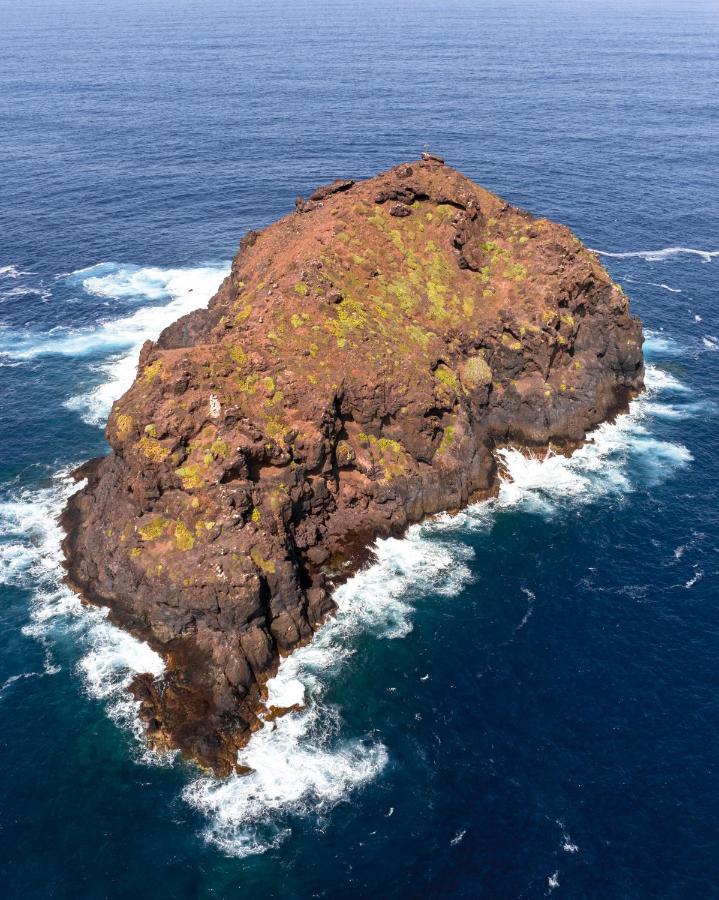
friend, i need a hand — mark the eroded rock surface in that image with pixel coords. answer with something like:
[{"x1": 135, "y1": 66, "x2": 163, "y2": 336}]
[{"x1": 63, "y1": 159, "x2": 644, "y2": 774}]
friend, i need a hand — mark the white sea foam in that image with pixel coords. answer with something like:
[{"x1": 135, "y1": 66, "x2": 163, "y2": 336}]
[
  {"x1": 2, "y1": 265, "x2": 228, "y2": 361},
  {"x1": 0, "y1": 262, "x2": 228, "y2": 426},
  {"x1": 644, "y1": 330, "x2": 719, "y2": 359},
  {"x1": 421, "y1": 365, "x2": 690, "y2": 531},
  {"x1": 5, "y1": 353, "x2": 694, "y2": 858},
  {"x1": 6, "y1": 445, "x2": 476, "y2": 860},
  {"x1": 557, "y1": 819, "x2": 579, "y2": 853},
  {"x1": 184, "y1": 530, "x2": 474, "y2": 856},
  {"x1": 0, "y1": 670, "x2": 42, "y2": 699},
  {"x1": 515, "y1": 588, "x2": 535, "y2": 631},
  {"x1": 80, "y1": 264, "x2": 208, "y2": 302},
  {"x1": 0, "y1": 472, "x2": 166, "y2": 758},
  {"x1": 494, "y1": 366, "x2": 692, "y2": 514},
  {"x1": 0, "y1": 264, "x2": 34, "y2": 279},
  {"x1": 685, "y1": 569, "x2": 703, "y2": 589},
  {"x1": 184, "y1": 364, "x2": 694, "y2": 857},
  {"x1": 0, "y1": 285, "x2": 51, "y2": 301},
  {"x1": 64, "y1": 263, "x2": 228, "y2": 425},
  {"x1": 643, "y1": 330, "x2": 684, "y2": 358},
  {"x1": 649, "y1": 402, "x2": 690, "y2": 420},
  {"x1": 0, "y1": 541, "x2": 38, "y2": 584},
  {"x1": 591, "y1": 246, "x2": 718, "y2": 263},
  {"x1": 620, "y1": 276, "x2": 681, "y2": 293},
  {"x1": 641, "y1": 366, "x2": 690, "y2": 394},
  {"x1": 4, "y1": 248, "x2": 697, "y2": 859}
]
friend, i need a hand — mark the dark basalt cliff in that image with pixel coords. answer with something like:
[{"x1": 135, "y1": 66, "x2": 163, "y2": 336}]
[{"x1": 62, "y1": 159, "x2": 644, "y2": 775}]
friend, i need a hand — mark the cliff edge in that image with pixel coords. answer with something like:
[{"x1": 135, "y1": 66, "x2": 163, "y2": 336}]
[{"x1": 62, "y1": 159, "x2": 644, "y2": 774}]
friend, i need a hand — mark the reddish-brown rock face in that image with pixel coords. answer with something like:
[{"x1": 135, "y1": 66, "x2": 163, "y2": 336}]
[{"x1": 62, "y1": 160, "x2": 644, "y2": 774}]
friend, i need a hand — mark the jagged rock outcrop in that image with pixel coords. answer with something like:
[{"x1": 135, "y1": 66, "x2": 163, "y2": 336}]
[{"x1": 62, "y1": 159, "x2": 644, "y2": 774}]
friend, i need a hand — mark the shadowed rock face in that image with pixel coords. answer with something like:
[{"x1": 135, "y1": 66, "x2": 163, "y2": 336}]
[{"x1": 62, "y1": 159, "x2": 644, "y2": 775}]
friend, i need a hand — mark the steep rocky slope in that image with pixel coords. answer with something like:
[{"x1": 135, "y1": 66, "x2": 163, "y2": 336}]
[{"x1": 63, "y1": 158, "x2": 644, "y2": 774}]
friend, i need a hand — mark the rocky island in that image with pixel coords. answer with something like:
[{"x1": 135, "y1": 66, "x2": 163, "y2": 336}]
[{"x1": 62, "y1": 158, "x2": 644, "y2": 775}]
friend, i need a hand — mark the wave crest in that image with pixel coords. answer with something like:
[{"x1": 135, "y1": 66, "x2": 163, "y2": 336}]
[
  {"x1": 591, "y1": 246, "x2": 718, "y2": 263},
  {"x1": 0, "y1": 250, "x2": 698, "y2": 858},
  {"x1": 184, "y1": 531, "x2": 474, "y2": 856},
  {"x1": 0, "y1": 264, "x2": 34, "y2": 279},
  {"x1": 182, "y1": 363, "x2": 693, "y2": 856},
  {"x1": 0, "y1": 473, "x2": 166, "y2": 761}
]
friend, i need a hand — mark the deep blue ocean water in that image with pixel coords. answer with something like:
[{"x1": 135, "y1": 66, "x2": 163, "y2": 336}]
[{"x1": 1, "y1": 1, "x2": 718, "y2": 896}]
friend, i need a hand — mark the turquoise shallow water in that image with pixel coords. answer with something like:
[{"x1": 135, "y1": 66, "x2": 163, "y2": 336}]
[{"x1": 1, "y1": 1, "x2": 718, "y2": 896}]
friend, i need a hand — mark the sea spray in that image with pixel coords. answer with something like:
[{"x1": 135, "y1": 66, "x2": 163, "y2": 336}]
[
  {"x1": 0, "y1": 347, "x2": 694, "y2": 856},
  {"x1": 591, "y1": 246, "x2": 718, "y2": 263},
  {"x1": 184, "y1": 532, "x2": 474, "y2": 856},
  {"x1": 0, "y1": 258, "x2": 696, "y2": 857},
  {"x1": 0, "y1": 472, "x2": 168, "y2": 760},
  {"x1": 0, "y1": 262, "x2": 229, "y2": 426},
  {"x1": 0, "y1": 262, "x2": 231, "y2": 745},
  {"x1": 67, "y1": 263, "x2": 229, "y2": 425},
  {"x1": 182, "y1": 363, "x2": 693, "y2": 856}
]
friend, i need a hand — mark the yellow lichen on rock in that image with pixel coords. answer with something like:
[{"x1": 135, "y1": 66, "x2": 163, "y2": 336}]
[
  {"x1": 176, "y1": 463, "x2": 205, "y2": 490},
  {"x1": 141, "y1": 359, "x2": 163, "y2": 382},
  {"x1": 138, "y1": 517, "x2": 167, "y2": 541},
  {"x1": 250, "y1": 548, "x2": 276, "y2": 574},
  {"x1": 174, "y1": 521, "x2": 195, "y2": 551},
  {"x1": 61, "y1": 158, "x2": 646, "y2": 778},
  {"x1": 138, "y1": 436, "x2": 170, "y2": 462},
  {"x1": 116, "y1": 414, "x2": 133, "y2": 440}
]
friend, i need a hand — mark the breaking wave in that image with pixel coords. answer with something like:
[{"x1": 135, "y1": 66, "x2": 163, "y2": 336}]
[
  {"x1": 591, "y1": 246, "x2": 718, "y2": 263},
  {"x1": 493, "y1": 366, "x2": 692, "y2": 515},
  {"x1": 184, "y1": 533, "x2": 474, "y2": 856},
  {"x1": 0, "y1": 262, "x2": 229, "y2": 426},
  {"x1": 644, "y1": 329, "x2": 685, "y2": 359},
  {"x1": 65, "y1": 263, "x2": 228, "y2": 426},
  {"x1": 422, "y1": 365, "x2": 691, "y2": 534},
  {"x1": 0, "y1": 350, "x2": 694, "y2": 858},
  {"x1": 620, "y1": 275, "x2": 681, "y2": 294},
  {"x1": 0, "y1": 264, "x2": 34, "y2": 279},
  {"x1": 0, "y1": 473, "x2": 166, "y2": 759},
  {"x1": 1, "y1": 253, "x2": 696, "y2": 858},
  {"x1": 183, "y1": 362, "x2": 692, "y2": 857},
  {"x1": 644, "y1": 329, "x2": 719, "y2": 362},
  {"x1": 0, "y1": 260, "x2": 229, "y2": 752}
]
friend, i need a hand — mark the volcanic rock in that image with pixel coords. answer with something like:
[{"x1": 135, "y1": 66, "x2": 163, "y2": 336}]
[{"x1": 62, "y1": 159, "x2": 644, "y2": 774}]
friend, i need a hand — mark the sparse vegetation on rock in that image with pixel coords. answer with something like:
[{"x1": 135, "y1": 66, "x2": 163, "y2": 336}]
[{"x1": 63, "y1": 158, "x2": 644, "y2": 775}]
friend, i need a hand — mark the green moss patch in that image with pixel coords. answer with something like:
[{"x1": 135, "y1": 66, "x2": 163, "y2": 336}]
[
  {"x1": 434, "y1": 364, "x2": 460, "y2": 392},
  {"x1": 461, "y1": 354, "x2": 492, "y2": 389}
]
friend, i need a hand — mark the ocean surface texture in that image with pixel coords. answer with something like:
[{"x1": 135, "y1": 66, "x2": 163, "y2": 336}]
[{"x1": 1, "y1": 1, "x2": 718, "y2": 896}]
